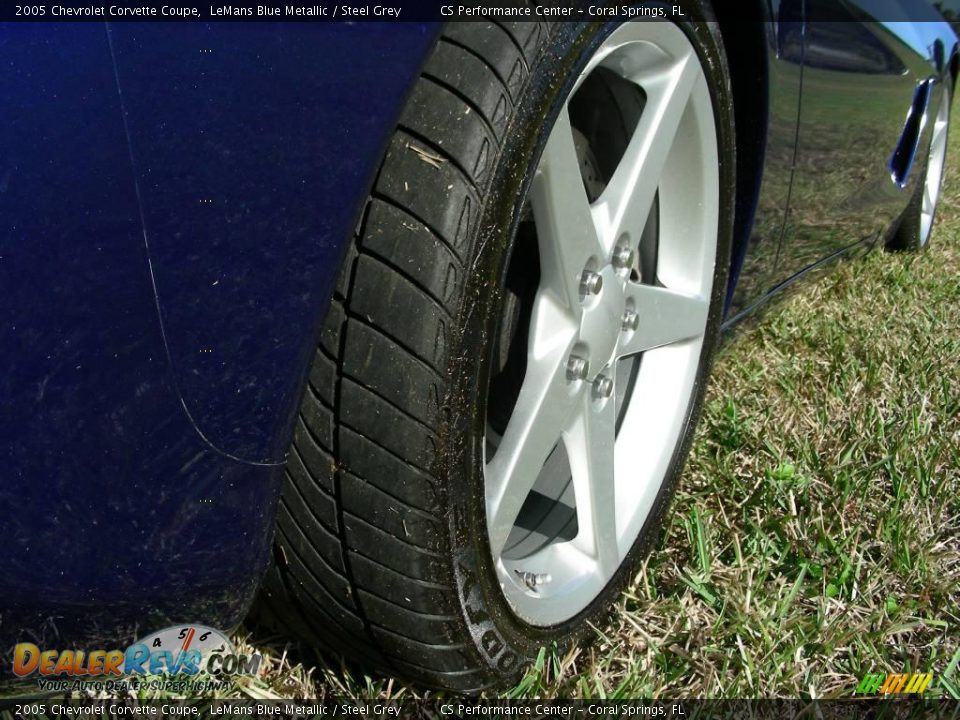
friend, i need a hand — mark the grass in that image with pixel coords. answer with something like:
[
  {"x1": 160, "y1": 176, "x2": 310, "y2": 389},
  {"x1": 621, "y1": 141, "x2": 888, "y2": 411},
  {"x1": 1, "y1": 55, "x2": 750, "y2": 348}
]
[{"x1": 12, "y1": 103, "x2": 959, "y2": 705}]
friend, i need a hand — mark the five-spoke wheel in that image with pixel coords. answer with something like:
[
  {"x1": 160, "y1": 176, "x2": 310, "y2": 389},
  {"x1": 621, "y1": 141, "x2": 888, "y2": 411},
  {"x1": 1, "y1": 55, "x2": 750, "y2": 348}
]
[{"x1": 484, "y1": 22, "x2": 722, "y2": 625}]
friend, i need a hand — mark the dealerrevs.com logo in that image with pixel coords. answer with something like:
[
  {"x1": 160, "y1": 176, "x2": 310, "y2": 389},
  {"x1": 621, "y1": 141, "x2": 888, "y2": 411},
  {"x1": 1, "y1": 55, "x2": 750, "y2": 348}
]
[{"x1": 13, "y1": 624, "x2": 261, "y2": 692}]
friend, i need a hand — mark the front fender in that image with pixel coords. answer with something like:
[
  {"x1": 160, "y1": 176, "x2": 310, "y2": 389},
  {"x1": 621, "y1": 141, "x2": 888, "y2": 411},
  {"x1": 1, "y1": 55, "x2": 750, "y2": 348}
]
[{"x1": 107, "y1": 23, "x2": 441, "y2": 463}]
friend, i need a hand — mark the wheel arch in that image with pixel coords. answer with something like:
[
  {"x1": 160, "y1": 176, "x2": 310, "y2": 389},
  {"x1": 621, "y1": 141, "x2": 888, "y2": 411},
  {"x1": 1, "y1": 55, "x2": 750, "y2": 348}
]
[{"x1": 713, "y1": 4, "x2": 771, "y2": 313}]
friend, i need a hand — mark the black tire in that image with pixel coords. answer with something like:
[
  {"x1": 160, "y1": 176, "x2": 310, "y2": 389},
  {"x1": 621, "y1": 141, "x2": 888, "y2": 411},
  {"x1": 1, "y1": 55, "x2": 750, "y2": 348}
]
[
  {"x1": 888, "y1": 83, "x2": 951, "y2": 251},
  {"x1": 256, "y1": 14, "x2": 735, "y2": 693}
]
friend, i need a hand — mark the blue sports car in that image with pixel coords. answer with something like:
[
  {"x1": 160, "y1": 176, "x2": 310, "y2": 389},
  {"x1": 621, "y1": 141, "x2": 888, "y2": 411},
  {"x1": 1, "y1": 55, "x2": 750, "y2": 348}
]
[{"x1": 1, "y1": 3, "x2": 956, "y2": 693}]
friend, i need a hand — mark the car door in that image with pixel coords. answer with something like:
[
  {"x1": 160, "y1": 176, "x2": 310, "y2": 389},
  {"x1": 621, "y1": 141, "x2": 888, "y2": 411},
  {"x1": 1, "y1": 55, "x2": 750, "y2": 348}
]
[{"x1": 773, "y1": 0, "x2": 931, "y2": 279}]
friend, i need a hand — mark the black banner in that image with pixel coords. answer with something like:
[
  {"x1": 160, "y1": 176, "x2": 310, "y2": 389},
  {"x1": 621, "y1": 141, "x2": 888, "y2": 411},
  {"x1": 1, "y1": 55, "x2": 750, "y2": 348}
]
[
  {"x1": 0, "y1": 0, "x2": 955, "y2": 23},
  {"x1": 3, "y1": 699, "x2": 960, "y2": 720}
]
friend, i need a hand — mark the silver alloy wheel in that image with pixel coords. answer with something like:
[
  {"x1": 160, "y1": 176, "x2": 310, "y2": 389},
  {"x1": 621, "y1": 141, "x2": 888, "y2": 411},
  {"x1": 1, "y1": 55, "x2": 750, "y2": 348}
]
[
  {"x1": 483, "y1": 22, "x2": 720, "y2": 626},
  {"x1": 920, "y1": 87, "x2": 951, "y2": 245}
]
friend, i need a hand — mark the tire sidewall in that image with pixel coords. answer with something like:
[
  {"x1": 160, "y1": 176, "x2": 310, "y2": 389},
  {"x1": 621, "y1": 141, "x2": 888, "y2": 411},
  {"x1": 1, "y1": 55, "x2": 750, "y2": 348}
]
[{"x1": 438, "y1": 11, "x2": 737, "y2": 682}]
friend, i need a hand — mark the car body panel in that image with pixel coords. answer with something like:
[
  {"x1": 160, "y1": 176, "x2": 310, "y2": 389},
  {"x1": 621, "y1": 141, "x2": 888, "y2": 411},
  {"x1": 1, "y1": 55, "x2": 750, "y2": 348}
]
[
  {"x1": 0, "y1": 22, "x2": 439, "y2": 649},
  {"x1": 725, "y1": 2, "x2": 804, "y2": 318},
  {"x1": 774, "y1": 0, "x2": 957, "y2": 281},
  {"x1": 107, "y1": 23, "x2": 441, "y2": 464},
  {"x1": 103, "y1": 23, "x2": 436, "y2": 462}
]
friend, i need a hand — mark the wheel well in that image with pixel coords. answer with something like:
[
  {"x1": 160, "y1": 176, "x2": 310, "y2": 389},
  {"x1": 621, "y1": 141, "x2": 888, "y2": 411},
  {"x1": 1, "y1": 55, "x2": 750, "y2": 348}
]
[{"x1": 713, "y1": 6, "x2": 770, "y2": 312}]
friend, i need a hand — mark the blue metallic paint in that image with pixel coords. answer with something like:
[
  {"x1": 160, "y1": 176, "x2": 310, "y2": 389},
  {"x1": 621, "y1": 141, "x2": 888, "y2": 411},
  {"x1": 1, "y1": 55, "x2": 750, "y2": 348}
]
[
  {"x1": 728, "y1": 2, "x2": 957, "y2": 318},
  {"x1": 773, "y1": 5, "x2": 948, "y2": 279},
  {"x1": 724, "y1": 2, "x2": 804, "y2": 319},
  {"x1": 106, "y1": 23, "x2": 441, "y2": 464},
  {"x1": 0, "y1": 22, "x2": 439, "y2": 650}
]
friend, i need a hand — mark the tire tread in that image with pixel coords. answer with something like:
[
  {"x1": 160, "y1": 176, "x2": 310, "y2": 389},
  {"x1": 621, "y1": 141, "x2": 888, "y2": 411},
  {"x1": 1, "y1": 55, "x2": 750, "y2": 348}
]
[{"x1": 258, "y1": 20, "x2": 551, "y2": 690}]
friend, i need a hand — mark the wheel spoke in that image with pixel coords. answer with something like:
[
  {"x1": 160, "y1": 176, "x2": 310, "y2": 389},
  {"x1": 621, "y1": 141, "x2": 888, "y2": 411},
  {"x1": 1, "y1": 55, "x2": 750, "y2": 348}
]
[
  {"x1": 567, "y1": 391, "x2": 619, "y2": 574},
  {"x1": 592, "y1": 48, "x2": 702, "y2": 249},
  {"x1": 618, "y1": 283, "x2": 709, "y2": 357},
  {"x1": 485, "y1": 324, "x2": 579, "y2": 558},
  {"x1": 531, "y1": 108, "x2": 603, "y2": 312}
]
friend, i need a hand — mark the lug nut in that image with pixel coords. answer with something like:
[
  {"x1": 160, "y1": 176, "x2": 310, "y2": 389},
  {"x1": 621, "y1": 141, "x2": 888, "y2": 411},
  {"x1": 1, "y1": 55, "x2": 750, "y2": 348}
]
[
  {"x1": 593, "y1": 374, "x2": 614, "y2": 399},
  {"x1": 515, "y1": 570, "x2": 552, "y2": 593},
  {"x1": 621, "y1": 309, "x2": 639, "y2": 332},
  {"x1": 579, "y1": 270, "x2": 603, "y2": 297},
  {"x1": 566, "y1": 354, "x2": 589, "y2": 382},
  {"x1": 612, "y1": 244, "x2": 636, "y2": 271}
]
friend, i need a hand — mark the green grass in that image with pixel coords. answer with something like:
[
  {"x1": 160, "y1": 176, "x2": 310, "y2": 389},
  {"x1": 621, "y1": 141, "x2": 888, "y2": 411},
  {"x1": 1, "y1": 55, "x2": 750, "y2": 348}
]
[{"x1": 20, "y1": 103, "x2": 959, "y2": 705}]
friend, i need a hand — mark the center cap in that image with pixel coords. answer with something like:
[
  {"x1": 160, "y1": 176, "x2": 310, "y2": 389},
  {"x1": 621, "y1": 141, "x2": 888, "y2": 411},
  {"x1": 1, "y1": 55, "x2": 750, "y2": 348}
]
[{"x1": 578, "y1": 265, "x2": 625, "y2": 379}]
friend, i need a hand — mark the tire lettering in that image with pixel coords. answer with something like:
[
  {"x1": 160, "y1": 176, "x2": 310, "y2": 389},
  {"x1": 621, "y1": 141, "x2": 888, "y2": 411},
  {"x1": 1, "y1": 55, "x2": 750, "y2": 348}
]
[
  {"x1": 480, "y1": 630, "x2": 503, "y2": 657},
  {"x1": 458, "y1": 562, "x2": 477, "y2": 598},
  {"x1": 458, "y1": 561, "x2": 519, "y2": 672},
  {"x1": 465, "y1": 604, "x2": 488, "y2": 624}
]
